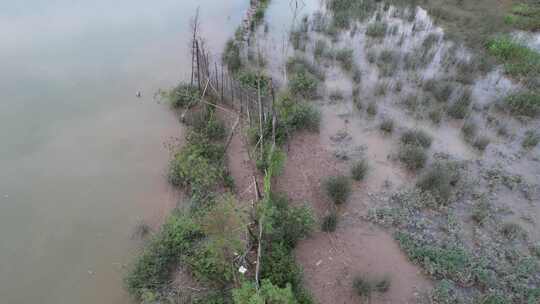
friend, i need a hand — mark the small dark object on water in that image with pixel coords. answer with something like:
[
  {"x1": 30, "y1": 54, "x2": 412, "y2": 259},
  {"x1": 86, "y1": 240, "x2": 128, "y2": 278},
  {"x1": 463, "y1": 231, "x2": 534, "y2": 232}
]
[{"x1": 136, "y1": 91, "x2": 142, "y2": 98}]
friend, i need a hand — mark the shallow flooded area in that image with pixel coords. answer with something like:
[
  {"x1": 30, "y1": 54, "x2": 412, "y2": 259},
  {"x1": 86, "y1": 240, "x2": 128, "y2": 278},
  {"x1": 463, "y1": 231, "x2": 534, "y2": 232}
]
[{"x1": 0, "y1": 1, "x2": 246, "y2": 303}]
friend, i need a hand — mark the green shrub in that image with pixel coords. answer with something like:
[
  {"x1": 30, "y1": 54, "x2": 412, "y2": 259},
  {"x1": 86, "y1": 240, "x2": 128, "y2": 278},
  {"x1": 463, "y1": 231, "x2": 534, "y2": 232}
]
[
  {"x1": 279, "y1": 97, "x2": 321, "y2": 132},
  {"x1": 169, "y1": 83, "x2": 199, "y2": 108},
  {"x1": 261, "y1": 242, "x2": 302, "y2": 288},
  {"x1": 504, "y1": 91, "x2": 540, "y2": 117},
  {"x1": 351, "y1": 159, "x2": 368, "y2": 181},
  {"x1": 321, "y1": 212, "x2": 338, "y2": 232},
  {"x1": 168, "y1": 133, "x2": 225, "y2": 192},
  {"x1": 189, "y1": 109, "x2": 226, "y2": 140},
  {"x1": 266, "y1": 193, "x2": 315, "y2": 248},
  {"x1": 324, "y1": 175, "x2": 352, "y2": 204},
  {"x1": 366, "y1": 22, "x2": 388, "y2": 38},
  {"x1": 447, "y1": 89, "x2": 472, "y2": 119},
  {"x1": 335, "y1": 48, "x2": 355, "y2": 71},
  {"x1": 237, "y1": 70, "x2": 270, "y2": 92},
  {"x1": 522, "y1": 130, "x2": 540, "y2": 149},
  {"x1": 398, "y1": 144, "x2": 428, "y2": 171},
  {"x1": 417, "y1": 161, "x2": 460, "y2": 205},
  {"x1": 401, "y1": 129, "x2": 432, "y2": 149},
  {"x1": 125, "y1": 212, "x2": 203, "y2": 298},
  {"x1": 223, "y1": 39, "x2": 242, "y2": 73},
  {"x1": 289, "y1": 71, "x2": 318, "y2": 99},
  {"x1": 379, "y1": 118, "x2": 394, "y2": 133}
]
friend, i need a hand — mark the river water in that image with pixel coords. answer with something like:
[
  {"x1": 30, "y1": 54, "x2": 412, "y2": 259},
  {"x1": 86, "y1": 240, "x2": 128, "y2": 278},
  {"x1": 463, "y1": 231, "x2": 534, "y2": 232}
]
[{"x1": 0, "y1": 1, "x2": 246, "y2": 303}]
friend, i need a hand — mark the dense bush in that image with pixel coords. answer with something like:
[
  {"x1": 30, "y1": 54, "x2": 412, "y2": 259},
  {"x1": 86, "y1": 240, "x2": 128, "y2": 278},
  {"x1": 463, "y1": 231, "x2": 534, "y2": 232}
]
[
  {"x1": 398, "y1": 144, "x2": 428, "y2": 171},
  {"x1": 188, "y1": 109, "x2": 226, "y2": 140},
  {"x1": 278, "y1": 96, "x2": 321, "y2": 132},
  {"x1": 233, "y1": 279, "x2": 297, "y2": 304},
  {"x1": 289, "y1": 71, "x2": 319, "y2": 99},
  {"x1": 401, "y1": 129, "x2": 433, "y2": 149},
  {"x1": 265, "y1": 193, "x2": 315, "y2": 248},
  {"x1": 324, "y1": 175, "x2": 352, "y2": 204},
  {"x1": 237, "y1": 70, "x2": 270, "y2": 93},
  {"x1": 261, "y1": 242, "x2": 302, "y2": 289},
  {"x1": 125, "y1": 212, "x2": 203, "y2": 298},
  {"x1": 351, "y1": 159, "x2": 369, "y2": 181},
  {"x1": 168, "y1": 132, "x2": 226, "y2": 193},
  {"x1": 169, "y1": 83, "x2": 199, "y2": 108},
  {"x1": 417, "y1": 161, "x2": 460, "y2": 205}
]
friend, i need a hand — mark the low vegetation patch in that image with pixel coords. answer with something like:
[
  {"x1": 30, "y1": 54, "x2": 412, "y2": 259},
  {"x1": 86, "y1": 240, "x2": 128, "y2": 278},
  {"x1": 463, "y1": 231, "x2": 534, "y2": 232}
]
[
  {"x1": 335, "y1": 48, "x2": 355, "y2": 72},
  {"x1": 321, "y1": 211, "x2": 338, "y2": 232},
  {"x1": 401, "y1": 129, "x2": 432, "y2": 149},
  {"x1": 522, "y1": 130, "x2": 540, "y2": 149},
  {"x1": 504, "y1": 3, "x2": 540, "y2": 31},
  {"x1": 324, "y1": 175, "x2": 352, "y2": 205},
  {"x1": 486, "y1": 36, "x2": 540, "y2": 79},
  {"x1": 366, "y1": 21, "x2": 388, "y2": 38},
  {"x1": 417, "y1": 161, "x2": 461, "y2": 206},
  {"x1": 447, "y1": 89, "x2": 472, "y2": 119},
  {"x1": 503, "y1": 91, "x2": 540, "y2": 117},
  {"x1": 289, "y1": 71, "x2": 319, "y2": 99},
  {"x1": 352, "y1": 274, "x2": 390, "y2": 299},
  {"x1": 286, "y1": 55, "x2": 325, "y2": 81}
]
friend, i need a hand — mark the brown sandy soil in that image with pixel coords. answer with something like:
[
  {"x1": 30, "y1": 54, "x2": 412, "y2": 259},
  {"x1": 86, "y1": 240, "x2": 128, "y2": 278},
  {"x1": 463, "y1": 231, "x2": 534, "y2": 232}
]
[
  {"x1": 275, "y1": 130, "x2": 432, "y2": 304},
  {"x1": 276, "y1": 131, "x2": 346, "y2": 217},
  {"x1": 296, "y1": 223, "x2": 431, "y2": 304}
]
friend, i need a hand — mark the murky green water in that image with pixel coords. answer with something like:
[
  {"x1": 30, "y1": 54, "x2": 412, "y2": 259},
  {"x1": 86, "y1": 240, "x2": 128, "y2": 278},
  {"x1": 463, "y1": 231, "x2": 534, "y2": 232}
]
[{"x1": 0, "y1": 1, "x2": 246, "y2": 303}]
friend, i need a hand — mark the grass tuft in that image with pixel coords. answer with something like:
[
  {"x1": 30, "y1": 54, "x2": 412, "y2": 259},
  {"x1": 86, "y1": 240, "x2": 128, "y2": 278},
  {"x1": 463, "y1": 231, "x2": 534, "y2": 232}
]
[
  {"x1": 324, "y1": 175, "x2": 352, "y2": 205},
  {"x1": 351, "y1": 159, "x2": 369, "y2": 181},
  {"x1": 401, "y1": 129, "x2": 432, "y2": 149}
]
